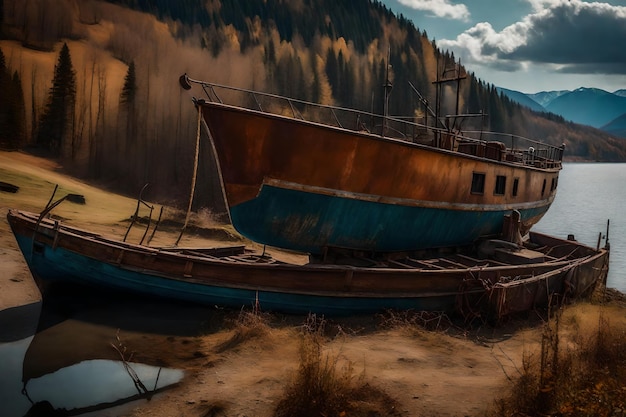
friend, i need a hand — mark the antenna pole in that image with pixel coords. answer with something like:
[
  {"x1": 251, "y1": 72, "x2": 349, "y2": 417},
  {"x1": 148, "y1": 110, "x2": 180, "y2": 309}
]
[{"x1": 382, "y1": 47, "x2": 393, "y2": 136}]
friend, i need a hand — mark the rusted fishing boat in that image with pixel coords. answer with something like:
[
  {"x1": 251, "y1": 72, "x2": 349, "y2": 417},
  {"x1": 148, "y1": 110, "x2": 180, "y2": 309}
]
[
  {"x1": 179, "y1": 74, "x2": 564, "y2": 255},
  {"x1": 7, "y1": 209, "x2": 608, "y2": 318}
]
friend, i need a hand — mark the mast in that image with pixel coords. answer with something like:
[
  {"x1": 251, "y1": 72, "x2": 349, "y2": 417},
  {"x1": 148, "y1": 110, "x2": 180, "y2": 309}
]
[
  {"x1": 382, "y1": 47, "x2": 393, "y2": 136},
  {"x1": 432, "y1": 57, "x2": 467, "y2": 132}
]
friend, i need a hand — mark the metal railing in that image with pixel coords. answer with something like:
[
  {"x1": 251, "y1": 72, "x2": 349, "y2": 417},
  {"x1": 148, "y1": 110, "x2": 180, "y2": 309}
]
[{"x1": 181, "y1": 75, "x2": 564, "y2": 167}]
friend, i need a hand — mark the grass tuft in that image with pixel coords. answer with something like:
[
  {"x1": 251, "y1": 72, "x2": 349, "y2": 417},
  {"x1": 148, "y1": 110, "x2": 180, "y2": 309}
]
[
  {"x1": 273, "y1": 313, "x2": 402, "y2": 417},
  {"x1": 213, "y1": 302, "x2": 271, "y2": 353},
  {"x1": 377, "y1": 309, "x2": 454, "y2": 341},
  {"x1": 490, "y1": 304, "x2": 626, "y2": 416}
]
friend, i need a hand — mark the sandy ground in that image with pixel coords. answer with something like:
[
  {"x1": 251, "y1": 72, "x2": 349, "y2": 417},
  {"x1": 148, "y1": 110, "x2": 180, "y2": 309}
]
[{"x1": 1, "y1": 150, "x2": 623, "y2": 417}]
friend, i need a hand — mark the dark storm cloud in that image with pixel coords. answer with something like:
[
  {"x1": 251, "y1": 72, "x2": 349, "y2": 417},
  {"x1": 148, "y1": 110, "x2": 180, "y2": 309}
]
[
  {"x1": 505, "y1": 1, "x2": 626, "y2": 71},
  {"x1": 439, "y1": 0, "x2": 626, "y2": 74}
]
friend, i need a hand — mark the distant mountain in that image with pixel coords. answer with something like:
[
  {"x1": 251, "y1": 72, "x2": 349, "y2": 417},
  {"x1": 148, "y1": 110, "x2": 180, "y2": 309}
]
[
  {"x1": 546, "y1": 88, "x2": 626, "y2": 128},
  {"x1": 496, "y1": 86, "x2": 626, "y2": 137},
  {"x1": 496, "y1": 87, "x2": 545, "y2": 112},
  {"x1": 527, "y1": 90, "x2": 569, "y2": 107},
  {"x1": 602, "y1": 113, "x2": 626, "y2": 138}
]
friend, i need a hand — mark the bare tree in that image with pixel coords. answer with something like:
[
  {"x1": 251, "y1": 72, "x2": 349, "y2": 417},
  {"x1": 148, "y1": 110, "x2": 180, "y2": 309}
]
[
  {"x1": 30, "y1": 65, "x2": 38, "y2": 144},
  {"x1": 90, "y1": 65, "x2": 107, "y2": 178}
]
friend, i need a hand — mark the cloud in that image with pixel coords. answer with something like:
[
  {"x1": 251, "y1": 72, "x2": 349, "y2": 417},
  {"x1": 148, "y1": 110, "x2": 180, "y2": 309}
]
[
  {"x1": 438, "y1": 0, "x2": 626, "y2": 74},
  {"x1": 397, "y1": 0, "x2": 470, "y2": 21}
]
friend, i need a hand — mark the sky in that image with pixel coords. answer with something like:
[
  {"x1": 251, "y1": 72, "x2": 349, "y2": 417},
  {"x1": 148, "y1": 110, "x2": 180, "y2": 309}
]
[{"x1": 380, "y1": 0, "x2": 626, "y2": 93}]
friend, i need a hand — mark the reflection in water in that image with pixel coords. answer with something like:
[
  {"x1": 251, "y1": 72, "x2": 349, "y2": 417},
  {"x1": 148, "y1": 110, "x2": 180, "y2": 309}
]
[
  {"x1": 0, "y1": 291, "x2": 220, "y2": 417},
  {"x1": 0, "y1": 336, "x2": 34, "y2": 417},
  {"x1": 22, "y1": 358, "x2": 183, "y2": 416}
]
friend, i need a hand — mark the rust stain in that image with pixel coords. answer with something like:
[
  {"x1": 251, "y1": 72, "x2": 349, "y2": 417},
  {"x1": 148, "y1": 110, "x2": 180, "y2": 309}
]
[{"x1": 203, "y1": 104, "x2": 559, "y2": 208}]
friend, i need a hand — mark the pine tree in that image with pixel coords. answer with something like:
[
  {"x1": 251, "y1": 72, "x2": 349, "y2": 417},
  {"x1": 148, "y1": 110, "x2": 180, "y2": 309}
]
[
  {"x1": 310, "y1": 51, "x2": 321, "y2": 104},
  {"x1": 336, "y1": 49, "x2": 347, "y2": 105},
  {"x1": 0, "y1": 48, "x2": 25, "y2": 149},
  {"x1": 0, "y1": 48, "x2": 10, "y2": 147},
  {"x1": 7, "y1": 71, "x2": 26, "y2": 148},
  {"x1": 0, "y1": 0, "x2": 4, "y2": 37},
  {"x1": 119, "y1": 61, "x2": 138, "y2": 151},
  {"x1": 467, "y1": 74, "x2": 482, "y2": 114},
  {"x1": 325, "y1": 48, "x2": 338, "y2": 96},
  {"x1": 37, "y1": 43, "x2": 76, "y2": 157},
  {"x1": 120, "y1": 61, "x2": 137, "y2": 104}
]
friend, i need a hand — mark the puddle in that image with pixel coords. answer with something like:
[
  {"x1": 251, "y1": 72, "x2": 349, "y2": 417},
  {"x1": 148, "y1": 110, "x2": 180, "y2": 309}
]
[
  {"x1": 22, "y1": 359, "x2": 183, "y2": 416},
  {"x1": 0, "y1": 292, "x2": 221, "y2": 417}
]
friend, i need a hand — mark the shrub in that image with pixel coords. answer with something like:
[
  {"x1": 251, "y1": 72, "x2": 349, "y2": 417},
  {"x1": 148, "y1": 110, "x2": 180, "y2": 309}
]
[
  {"x1": 491, "y1": 306, "x2": 626, "y2": 416},
  {"x1": 273, "y1": 313, "x2": 402, "y2": 417}
]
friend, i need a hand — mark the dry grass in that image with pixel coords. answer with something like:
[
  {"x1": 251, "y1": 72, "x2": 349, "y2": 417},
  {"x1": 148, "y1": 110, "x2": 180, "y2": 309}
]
[
  {"x1": 213, "y1": 301, "x2": 272, "y2": 353},
  {"x1": 273, "y1": 313, "x2": 402, "y2": 417},
  {"x1": 0, "y1": 151, "x2": 241, "y2": 248},
  {"x1": 377, "y1": 309, "x2": 454, "y2": 332},
  {"x1": 490, "y1": 301, "x2": 626, "y2": 416}
]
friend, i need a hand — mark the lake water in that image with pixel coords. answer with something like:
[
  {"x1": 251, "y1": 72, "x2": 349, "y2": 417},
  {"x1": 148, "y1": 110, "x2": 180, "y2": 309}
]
[
  {"x1": 0, "y1": 294, "x2": 216, "y2": 417},
  {"x1": 534, "y1": 163, "x2": 626, "y2": 293}
]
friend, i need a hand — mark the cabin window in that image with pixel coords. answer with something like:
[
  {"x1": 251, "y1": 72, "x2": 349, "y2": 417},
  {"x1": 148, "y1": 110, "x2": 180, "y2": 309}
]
[
  {"x1": 471, "y1": 172, "x2": 486, "y2": 194},
  {"x1": 551, "y1": 177, "x2": 556, "y2": 192},
  {"x1": 494, "y1": 175, "x2": 506, "y2": 195},
  {"x1": 512, "y1": 178, "x2": 519, "y2": 197},
  {"x1": 541, "y1": 179, "x2": 547, "y2": 196}
]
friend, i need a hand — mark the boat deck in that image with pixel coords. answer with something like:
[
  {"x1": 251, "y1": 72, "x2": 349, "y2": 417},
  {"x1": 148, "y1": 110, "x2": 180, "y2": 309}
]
[
  {"x1": 9, "y1": 209, "x2": 609, "y2": 318},
  {"x1": 27, "y1": 210, "x2": 593, "y2": 274}
]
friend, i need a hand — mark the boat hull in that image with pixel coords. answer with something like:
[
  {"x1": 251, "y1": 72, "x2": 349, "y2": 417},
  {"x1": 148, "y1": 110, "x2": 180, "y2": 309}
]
[
  {"x1": 10, "y1": 231, "x2": 461, "y2": 315},
  {"x1": 201, "y1": 102, "x2": 560, "y2": 254},
  {"x1": 230, "y1": 179, "x2": 551, "y2": 254},
  {"x1": 7, "y1": 210, "x2": 608, "y2": 318}
]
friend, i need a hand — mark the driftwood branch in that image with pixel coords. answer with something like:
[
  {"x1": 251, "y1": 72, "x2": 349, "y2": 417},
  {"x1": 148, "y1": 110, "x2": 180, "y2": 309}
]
[{"x1": 110, "y1": 329, "x2": 151, "y2": 396}]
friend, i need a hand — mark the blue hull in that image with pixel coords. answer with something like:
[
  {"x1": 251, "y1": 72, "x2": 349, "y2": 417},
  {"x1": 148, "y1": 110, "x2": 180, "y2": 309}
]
[
  {"x1": 12, "y1": 234, "x2": 459, "y2": 316},
  {"x1": 231, "y1": 182, "x2": 551, "y2": 254},
  {"x1": 7, "y1": 210, "x2": 608, "y2": 319}
]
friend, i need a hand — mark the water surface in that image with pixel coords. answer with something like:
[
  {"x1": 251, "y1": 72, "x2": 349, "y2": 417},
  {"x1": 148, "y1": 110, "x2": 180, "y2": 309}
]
[
  {"x1": 535, "y1": 163, "x2": 625, "y2": 292},
  {"x1": 0, "y1": 293, "x2": 219, "y2": 417}
]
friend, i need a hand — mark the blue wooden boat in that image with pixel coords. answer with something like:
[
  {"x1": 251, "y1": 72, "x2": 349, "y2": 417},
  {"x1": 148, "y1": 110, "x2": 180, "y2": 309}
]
[
  {"x1": 181, "y1": 75, "x2": 564, "y2": 255},
  {"x1": 7, "y1": 209, "x2": 609, "y2": 318}
]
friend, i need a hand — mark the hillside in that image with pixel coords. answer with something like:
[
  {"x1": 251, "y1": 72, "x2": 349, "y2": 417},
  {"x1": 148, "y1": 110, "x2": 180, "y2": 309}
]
[
  {"x1": 602, "y1": 113, "x2": 626, "y2": 138},
  {"x1": 2, "y1": 0, "x2": 626, "y2": 210},
  {"x1": 496, "y1": 87, "x2": 544, "y2": 112}
]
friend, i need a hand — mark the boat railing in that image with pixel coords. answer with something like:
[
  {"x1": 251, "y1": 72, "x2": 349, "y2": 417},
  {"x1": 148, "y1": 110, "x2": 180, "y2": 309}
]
[{"x1": 182, "y1": 75, "x2": 563, "y2": 167}]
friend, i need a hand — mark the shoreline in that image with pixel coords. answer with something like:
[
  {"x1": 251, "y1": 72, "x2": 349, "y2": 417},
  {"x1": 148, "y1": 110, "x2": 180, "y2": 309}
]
[{"x1": 1, "y1": 213, "x2": 41, "y2": 311}]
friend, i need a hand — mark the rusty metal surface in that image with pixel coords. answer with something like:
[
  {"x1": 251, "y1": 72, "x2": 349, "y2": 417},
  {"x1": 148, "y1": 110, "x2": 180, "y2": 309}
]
[{"x1": 202, "y1": 103, "x2": 559, "y2": 207}]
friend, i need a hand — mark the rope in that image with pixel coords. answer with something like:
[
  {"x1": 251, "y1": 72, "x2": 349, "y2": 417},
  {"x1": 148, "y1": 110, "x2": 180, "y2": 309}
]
[{"x1": 176, "y1": 103, "x2": 202, "y2": 246}]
